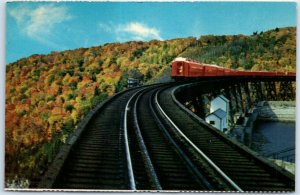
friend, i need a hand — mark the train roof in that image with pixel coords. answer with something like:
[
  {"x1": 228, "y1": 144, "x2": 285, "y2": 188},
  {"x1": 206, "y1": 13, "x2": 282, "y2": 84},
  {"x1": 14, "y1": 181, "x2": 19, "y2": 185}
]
[
  {"x1": 202, "y1": 63, "x2": 221, "y2": 68},
  {"x1": 172, "y1": 58, "x2": 222, "y2": 68},
  {"x1": 172, "y1": 57, "x2": 188, "y2": 62},
  {"x1": 172, "y1": 57, "x2": 201, "y2": 63}
]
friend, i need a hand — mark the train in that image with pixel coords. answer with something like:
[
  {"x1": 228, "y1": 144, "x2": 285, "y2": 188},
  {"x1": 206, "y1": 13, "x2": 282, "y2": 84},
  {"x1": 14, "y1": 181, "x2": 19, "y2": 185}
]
[{"x1": 171, "y1": 57, "x2": 295, "y2": 79}]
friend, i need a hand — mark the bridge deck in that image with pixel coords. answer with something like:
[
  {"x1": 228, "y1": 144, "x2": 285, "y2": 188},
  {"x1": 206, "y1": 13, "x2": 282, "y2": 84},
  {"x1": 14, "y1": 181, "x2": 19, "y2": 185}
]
[
  {"x1": 157, "y1": 85, "x2": 294, "y2": 191},
  {"x1": 38, "y1": 82, "x2": 295, "y2": 192}
]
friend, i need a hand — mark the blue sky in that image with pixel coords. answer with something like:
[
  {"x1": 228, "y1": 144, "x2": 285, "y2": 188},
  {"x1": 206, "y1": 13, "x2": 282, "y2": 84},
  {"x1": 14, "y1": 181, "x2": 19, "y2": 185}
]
[{"x1": 6, "y1": 2, "x2": 296, "y2": 64}]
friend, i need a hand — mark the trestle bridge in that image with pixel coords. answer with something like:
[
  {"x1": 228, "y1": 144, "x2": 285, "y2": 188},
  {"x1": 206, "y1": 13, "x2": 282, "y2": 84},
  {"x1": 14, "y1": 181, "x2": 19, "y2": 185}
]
[{"x1": 38, "y1": 76, "x2": 295, "y2": 192}]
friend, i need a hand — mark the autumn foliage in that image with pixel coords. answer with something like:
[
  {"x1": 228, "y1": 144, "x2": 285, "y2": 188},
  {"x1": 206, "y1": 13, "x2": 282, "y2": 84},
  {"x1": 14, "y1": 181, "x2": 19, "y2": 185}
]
[
  {"x1": 5, "y1": 27, "x2": 296, "y2": 186},
  {"x1": 180, "y1": 27, "x2": 296, "y2": 72},
  {"x1": 5, "y1": 38, "x2": 196, "y2": 184}
]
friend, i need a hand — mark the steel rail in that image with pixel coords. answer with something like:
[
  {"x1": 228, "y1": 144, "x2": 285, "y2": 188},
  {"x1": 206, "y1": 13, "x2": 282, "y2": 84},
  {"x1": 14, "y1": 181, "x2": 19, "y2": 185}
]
[
  {"x1": 124, "y1": 89, "x2": 144, "y2": 190},
  {"x1": 149, "y1": 89, "x2": 213, "y2": 190},
  {"x1": 38, "y1": 86, "x2": 143, "y2": 189},
  {"x1": 133, "y1": 91, "x2": 162, "y2": 190},
  {"x1": 154, "y1": 88, "x2": 244, "y2": 192}
]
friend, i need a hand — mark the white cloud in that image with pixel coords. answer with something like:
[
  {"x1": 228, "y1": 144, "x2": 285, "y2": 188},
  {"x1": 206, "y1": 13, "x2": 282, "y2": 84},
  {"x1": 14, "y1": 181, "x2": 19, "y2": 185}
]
[
  {"x1": 9, "y1": 4, "x2": 72, "y2": 47},
  {"x1": 99, "y1": 21, "x2": 162, "y2": 41},
  {"x1": 119, "y1": 22, "x2": 162, "y2": 40}
]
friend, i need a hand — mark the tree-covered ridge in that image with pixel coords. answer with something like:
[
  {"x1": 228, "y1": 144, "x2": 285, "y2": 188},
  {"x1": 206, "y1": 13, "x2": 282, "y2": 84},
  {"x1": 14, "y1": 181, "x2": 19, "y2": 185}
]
[
  {"x1": 5, "y1": 37, "x2": 196, "y2": 183},
  {"x1": 5, "y1": 27, "x2": 296, "y2": 185},
  {"x1": 180, "y1": 27, "x2": 296, "y2": 72}
]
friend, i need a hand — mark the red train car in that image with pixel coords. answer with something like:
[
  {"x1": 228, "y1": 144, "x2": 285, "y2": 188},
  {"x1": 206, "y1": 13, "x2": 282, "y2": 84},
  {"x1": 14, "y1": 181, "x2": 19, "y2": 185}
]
[
  {"x1": 171, "y1": 59, "x2": 183, "y2": 76},
  {"x1": 171, "y1": 57, "x2": 222, "y2": 78},
  {"x1": 204, "y1": 65, "x2": 219, "y2": 77},
  {"x1": 286, "y1": 72, "x2": 296, "y2": 77},
  {"x1": 188, "y1": 61, "x2": 205, "y2": 77},
  {"x1": 171, "y1": 57, "x2": 202, "y2": 77},
  {"x1": 224, "y1": 68, "x2": 233, "y2": 76},
  {"x1": 276, "y1": 72, "x2": 286, "y2": 76},
  {"x1": 171, "y1": 57, "x2": 295, "y2": 79}
]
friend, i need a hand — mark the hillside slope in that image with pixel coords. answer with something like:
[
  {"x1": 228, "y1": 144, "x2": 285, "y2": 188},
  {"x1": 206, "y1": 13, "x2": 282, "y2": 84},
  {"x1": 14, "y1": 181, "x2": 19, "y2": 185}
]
[
  {"x1": 5, "y1": 38, "x2": 196, "y2": 185},
  {"x1": 5, "y1": 27, "x2": 295, "y2": 185},
  {"x1": 180, "y1": 27, "x2": 296, "y2": 72}
]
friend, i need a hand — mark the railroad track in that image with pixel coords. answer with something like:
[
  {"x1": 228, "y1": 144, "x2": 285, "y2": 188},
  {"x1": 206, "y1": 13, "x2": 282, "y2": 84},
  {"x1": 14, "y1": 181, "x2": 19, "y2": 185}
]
[
  {"x1": 155, "y1": 84, "x2": 295, "y2": 192},
  {"x1": 38, "y1": 82, "x2": 294, "y2": 192},
  {"x1": 129, "y1": 88, "x2": 210, "y2": 190},
  {"x1": 52, "y1": 88, "x2": 141, "y2": 189},
  {"x1": 38, "y1": 86, "x2": 148, "y2": 190},
  {"x1": 39, "y1": 84, "x2": 233, "y2": 191}
]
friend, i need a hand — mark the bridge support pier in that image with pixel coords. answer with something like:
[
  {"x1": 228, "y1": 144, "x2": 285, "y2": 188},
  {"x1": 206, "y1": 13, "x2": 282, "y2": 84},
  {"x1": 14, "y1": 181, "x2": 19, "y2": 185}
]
[
  {"x1": 236, "y1": 83, "x2": 245, "y2": 114},
  {"x1": 250, "y1": 81, "x2": 264, "y2": 103},
  {"x1": 241, "y1": 82, "x2": 252, "y2": 113},
  {"x1": 279, "y1": 81, "x2": 295, "y2": 100},
  {"x1": 265, "y1": 81, "x2": 278, "y2": 100}
]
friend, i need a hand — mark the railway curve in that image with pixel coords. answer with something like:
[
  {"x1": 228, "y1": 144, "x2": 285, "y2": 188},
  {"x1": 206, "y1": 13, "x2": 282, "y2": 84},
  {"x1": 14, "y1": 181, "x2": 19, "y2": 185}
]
[
  {"x1": 131, "y1": 87, "x2": 210, "y2": 190},
  {"x1": 38, "y1": 85, "x2": 156, "y2": 190},
  {"x1": 155, "y1": 83, "x2": 294, "y2": 192},
  {"x1": 38, "y1": 81, "x2": 294, "y2": 192}
]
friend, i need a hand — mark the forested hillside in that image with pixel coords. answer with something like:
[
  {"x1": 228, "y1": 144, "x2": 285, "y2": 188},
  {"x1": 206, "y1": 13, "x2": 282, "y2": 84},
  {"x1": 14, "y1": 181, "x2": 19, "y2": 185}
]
[
  {"x1": 5, "y1": 38, "x2": 196, "y2": 185},
  {"x1": 5, "y1": 27, "x2": 295, "y2": 186},
  {"x1": 180, "y1": 27, "x2": 296, "y2": 72}
]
